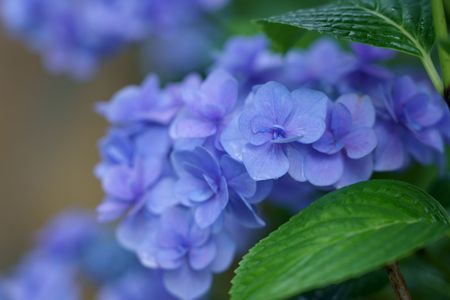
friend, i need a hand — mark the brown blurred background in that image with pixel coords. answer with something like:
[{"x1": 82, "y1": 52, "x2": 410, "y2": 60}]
[{"x1": 0, "y1": 33, "x2": 141, "y2": 270}]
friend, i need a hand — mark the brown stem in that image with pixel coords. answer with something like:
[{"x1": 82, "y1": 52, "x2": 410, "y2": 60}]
[{"x1": 385, "y1": 263, "x2": 412, "y2": 300}]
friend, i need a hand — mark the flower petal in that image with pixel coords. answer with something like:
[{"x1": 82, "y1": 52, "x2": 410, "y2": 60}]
[
  {"x1": 189, "y1": 240, "x2": 216, "y2": 270},
  {"x1": 228, "y1": 195, "x2": 265, "y2": 228},
  {"x1": 373, "y1": 122, "x2": 406, "y2": 171},
  {"x1": 342, "y1": 128, "x2": 377, "y2": 159},
  {"x1": 337, "y1": 93, "x2": 375, "y2": 127},
  {"x1": 220, "y1": 115, "x2": 247, "y2": 161},
  {"x1": 335, "y1": 155, "x2": 373, "y2": 188},
  {"x1": 145, "y1": 178, "x2": 179, "y2": 215},
  {"x1": 242, "y1": 143, "x2": 289, "y2": 180},
  {"x1": 210, "y1": 233, "x2": 236, "y2": 272},
  {"x1": 253, "y1": 81, "x2": 293, "y2": 124},
  {"x1": 290, "y1": 88, "x2": 328, "y2": 119},
  {"x1": 194, "y1": 180, "x2": 229, "y2": 228},
  {"x1": 286, "y1": 144, "x2": 307, "y2": 182},
  {"x1": 169, "y1": 112, "x2": 216, "y2": 139},
  {"x1": 304, "y1": 151, "x2": 343, "y2": 186},
  {"x1": 163, "y1": 263, "x2": 212, "y2": 300}
]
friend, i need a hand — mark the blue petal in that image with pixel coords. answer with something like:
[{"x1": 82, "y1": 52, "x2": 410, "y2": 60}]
[
  {"x1": 96, "y1": 198, "x2": 129, "y2": 223},
  {"x1": 194, "y1": 179, "x2": 229, "y2": 228},
  {"x1": 304, "y1": 150, "x2": 343, "y2": 186},
  {"x1": 373, "y1": 122, "x2": 406, "y2": 171},
  {"x1": 169, "y1": 112, "x2": 216, "y2": 139},
  {"x1": 228, "y1": 195, "x2": 265, "y2": 228},
  {"x1": 336, "y1": 94, "x2": 376, "y2": 127},
  {"x1": 210, "y1": 232, "x2": 236, "y2": 272},
  {"x1": 330, "y1": 103, "x2": 352, "y2": 139},
  {"x1": 286, "y1": 144, "x2": 307, "y2": 182},
  {"x1": 335, "y1": 155, "x2": 373, "y2": 188},
  {"x1": 290, "y1": 88, "x2": 328, "y2": 120},
  {"x1": 242, "y1": 143, "x2": 289, "y2": 180},
  {"x1": 220, "y1": 115, "x2": 247, "y2": 161},
  {"x1": 252, "y1": 81, "x2": 293, "y2": 125},
  {"x1": 164, "y1": 264, "x2": 212, "y2": 300},
  {"x1": 342, "y1": 127, "x2": 377, "y2": 159},
  {"x1": 145, "y1": 178, "x2": 179, "y2": 215},
  {"x1": 189, "y1": 240, "x2": 217, "y2": 270},
  {"x1": 199, "y1": 69, "x2": 238, "y2": 117}
]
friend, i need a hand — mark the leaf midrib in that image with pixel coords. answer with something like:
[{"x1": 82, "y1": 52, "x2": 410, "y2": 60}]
[{"x1": 354, "y1": 2, "x2": 429, "y2": 56}]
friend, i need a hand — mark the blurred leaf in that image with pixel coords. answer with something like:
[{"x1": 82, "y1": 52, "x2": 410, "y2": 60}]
[
  {"x1": 257, "y1": 0, "x2": 434, "y2": 58},
  {"x1": 401, "y1": 257, "x2": 450, "y2": 300},
  {"x1": 428, "y1": 175, "x2": 450, "y2": 212},
  {"x1": 259, "y1": 22, "x2": 303, "y2": 53},
  {"x1": 299, "y1": 270, "x2": 388, "y2": 300},
  {"x1": 231, "y1": 180, "x2": 450, "y2": 300}
]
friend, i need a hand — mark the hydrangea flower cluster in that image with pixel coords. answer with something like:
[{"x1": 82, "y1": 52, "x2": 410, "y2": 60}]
[
  {"x1": 0, "y1": 210, "x2": 173, "y2": 300},
  {"x1": 95, "y1": 35, "x2": 450, "y2": 299},
  {"x1": 0, "y1": 0, "x2": 228, "y2": 79}
]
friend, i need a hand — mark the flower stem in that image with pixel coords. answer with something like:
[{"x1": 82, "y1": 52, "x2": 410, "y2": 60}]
[
  {"x1": 385, "y1": 263, "x2": 412, "y2": 300},
  {"x1": 431, "y1": 0, "x2": 450, "y2": 98},
  {"x1": 422, "y1": 54, "x2": 444, "y2": 94}
]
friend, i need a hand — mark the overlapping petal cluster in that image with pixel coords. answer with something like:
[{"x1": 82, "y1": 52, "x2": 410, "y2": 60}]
[{"x1": 94, "y1": 35, "x2": 449, "y2": 299}]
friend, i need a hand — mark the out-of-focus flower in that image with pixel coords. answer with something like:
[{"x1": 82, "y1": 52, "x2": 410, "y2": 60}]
[
  {"x1": 213, "y1": 35, "x2": 283, "y2": 92},
  {"x1": 98, "y1": 269, "x2": 175, "y2": 300},
  {"x1": 284, "y1": 39, "x2": 356, "y2": 93},
  {"x1": 2, "y1": 256, "x2": 80, "y2": 300},
  {"x1": 373, "y1": 76, "x2": 447, "y2": 171},
  {"x1": 0, "y1": 0, "x2": 230, "y2": 79}
]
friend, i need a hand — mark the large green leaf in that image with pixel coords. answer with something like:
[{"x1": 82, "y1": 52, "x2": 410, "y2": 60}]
[
  {"x1": 258, "y1": 0, "x2": 435, "y2": 58},
  {"x1": 230, "y1": 180, "x2": 450, "y2": 300}
]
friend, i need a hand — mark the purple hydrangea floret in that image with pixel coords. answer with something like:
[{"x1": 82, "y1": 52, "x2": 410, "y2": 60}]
[
  {"x1": 221, "y1": 81, "x2": 328, "y2": 180},
  {"x1": 373, "y1": 76, "x2": 447, "y2": 171},
  {"x1": 172, "y1": 146, "x2": 269, "y2": 228}
]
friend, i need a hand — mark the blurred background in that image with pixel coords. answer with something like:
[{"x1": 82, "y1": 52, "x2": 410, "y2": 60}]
[{"x1": 0, "y1": 34, "x2": 141, "y2": 269}]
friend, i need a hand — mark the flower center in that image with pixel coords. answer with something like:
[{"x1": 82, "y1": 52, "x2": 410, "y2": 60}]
[{"x1": 271, "y1": 125, "x2": 287, "y2": 140}]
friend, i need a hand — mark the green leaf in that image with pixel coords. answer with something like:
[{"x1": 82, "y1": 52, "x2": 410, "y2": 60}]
[
  {"x1": 258, "y1": 0, "x2": 435, "y2": 58},
  {"x1": 230, "y1": 180, "x2": 450, "y2": 300}
]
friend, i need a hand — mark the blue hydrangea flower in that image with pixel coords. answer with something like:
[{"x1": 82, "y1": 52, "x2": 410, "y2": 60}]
[
  {"x1": 98, "y1": 269, "x2": 176, "y2": 300},
  {"x1": 34, "y1": 211, "x2": 104, "y2": 268},
  {"x1": 96, "y1": 126, "x2": 171, "y2": 222},
  {"x1": 150, "y1": 207, "x2": 235, "y2": 300},
  {"x1": 212, "y1": 35, "x2": 283, "y2": 92},
  {"x1": 97, "y1": 73, "x2": 196, "y2": 126},
  {"x1": 170, "y1": 69, "x2": 238, "y2": 142},
  {"x1": 284, "y1": 39, "x2": 356, "y2": 93},
  {"x1": 340, "y1": 43, "x2": 395, "y2": 94},
  {"x1": 2, "y1": 256, "x2": 80, "y2": 300},
  {"x1": 292, "y1": 94, "x2": 377, "y2": 188},
  {"x1": 373, "y1": 76, "x2": 447, "y2": 171},
  {"x1": 221, "y1": 81, "x2": 328, "y2": 180},
  {"x1": 1, "y1": 0, "x2": 230, "y2": 79},
  {"x1": 171, "y1": 146, "x2": 270, "y2": 228}
]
